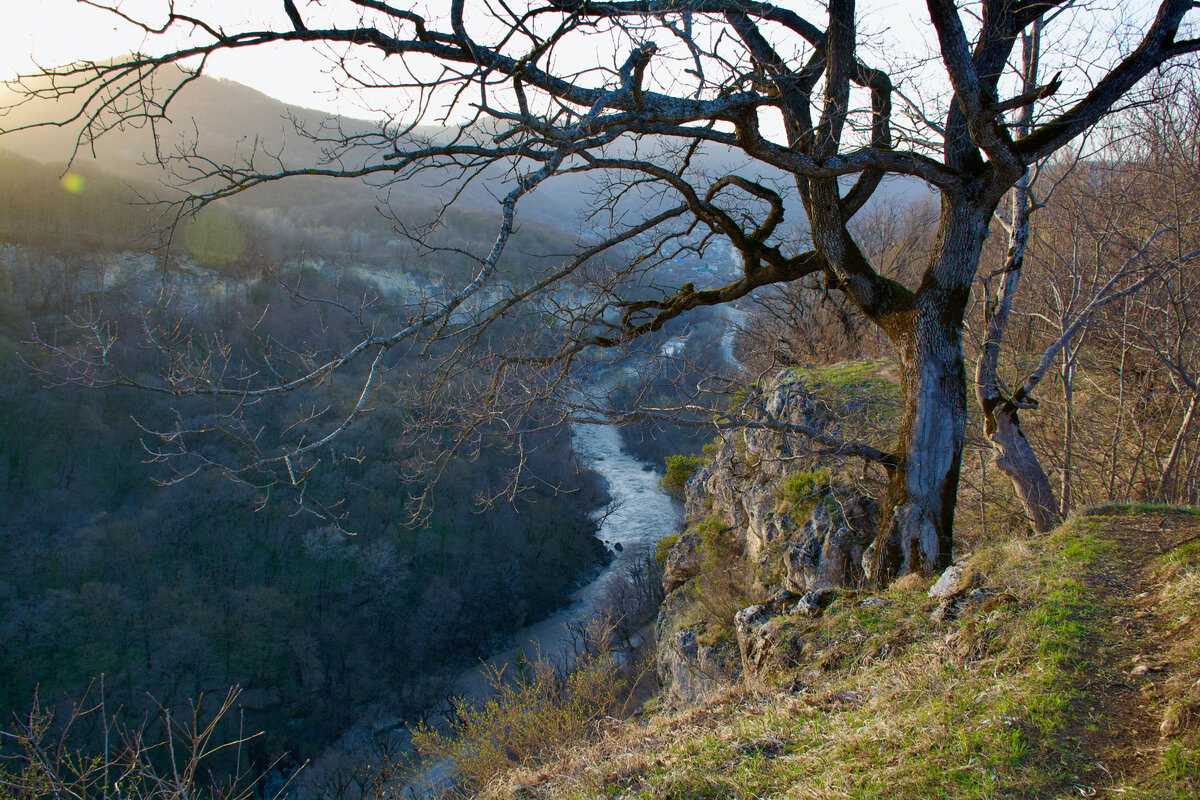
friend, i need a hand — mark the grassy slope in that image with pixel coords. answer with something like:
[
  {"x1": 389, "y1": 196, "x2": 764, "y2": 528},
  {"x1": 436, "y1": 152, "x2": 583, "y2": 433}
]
[{"x1": 479, "y1": 508, "x2": 1200, "y2": 799}]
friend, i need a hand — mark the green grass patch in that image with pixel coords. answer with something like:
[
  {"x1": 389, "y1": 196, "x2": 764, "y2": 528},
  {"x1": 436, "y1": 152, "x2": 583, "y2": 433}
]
[
  {"x1": 777, "y1": 468, "x2": 834, "y2": 524},
  {"x1": 1132, "y1": 526, "x2": 1200, "y2": 800},
  {"x1": 788, "y1": 360, "x2": 901, "y2": 445},
  {"x1": 1076, "y1": 502, "x2": 1200, "y2": 519},
  {"x1": 655, "y1": 533, "x2": 680, "y2": 567},
  {"x1": 777, "y1": 468, "x2": 833, "y2": 503},
  {"x1": 477, "y1": 511, "x2": 1200, "y2": 800}
]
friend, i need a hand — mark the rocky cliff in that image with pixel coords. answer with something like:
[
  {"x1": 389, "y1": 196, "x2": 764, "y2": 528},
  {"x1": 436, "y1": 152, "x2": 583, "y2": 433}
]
[
  {"x1": 655, "y1": 368, "x2": 889, "y2": 707},
  {"x1": 479, "y1": 508, "x2": 1200, "y2": 800}
]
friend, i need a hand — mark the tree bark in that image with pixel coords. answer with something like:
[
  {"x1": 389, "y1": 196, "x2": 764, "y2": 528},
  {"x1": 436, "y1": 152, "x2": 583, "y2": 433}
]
[
  {"x1": 986, "y1": 400, "x2": 1061, "y2": 533},
  {"x1": 869, "y1": 309, "x2": 964, "y2": 580},
  {"x1": 866, "y1": 202, "x2": 986, "y2": 585}
]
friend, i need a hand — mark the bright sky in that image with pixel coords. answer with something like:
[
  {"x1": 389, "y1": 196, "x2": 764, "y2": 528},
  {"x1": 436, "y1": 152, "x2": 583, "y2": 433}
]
[
  {"x1": 0, "y1": 1, "x2": 940, "y2": 116},
  {"x1": 0, "y1": 0, "x2": 359, "y2": 114},
  {"x1": 0, "y1": 1, "x2": 1172, "y2": 125}
]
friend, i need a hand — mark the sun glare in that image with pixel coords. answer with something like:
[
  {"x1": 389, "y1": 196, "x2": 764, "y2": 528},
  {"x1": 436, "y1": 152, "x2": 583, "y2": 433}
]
[{"x1": 0, "y1": 1, "x2": 145, "y2": 79}]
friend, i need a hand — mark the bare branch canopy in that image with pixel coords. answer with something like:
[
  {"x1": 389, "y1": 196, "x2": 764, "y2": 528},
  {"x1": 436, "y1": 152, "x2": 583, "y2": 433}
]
[{"x1": 5, "y1": 0, "x2": 1198, "y2": 582}]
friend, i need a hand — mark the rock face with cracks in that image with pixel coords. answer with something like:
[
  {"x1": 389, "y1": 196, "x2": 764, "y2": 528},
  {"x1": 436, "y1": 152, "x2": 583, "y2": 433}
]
[{"x1": 656, "y1": 371, "x2": 882, "y2": 705}]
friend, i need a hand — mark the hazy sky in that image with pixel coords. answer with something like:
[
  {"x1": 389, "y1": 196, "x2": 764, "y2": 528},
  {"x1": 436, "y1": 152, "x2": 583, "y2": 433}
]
[
  {"x1": 0, "y1": 1, "x2": 937, "y2": 119},
  {"x1": 1, "y1": 1, "x2": 352, "y2": 113},
  {"x1": 0, "y1": 0, "x2": 1170, "y2": 127}
]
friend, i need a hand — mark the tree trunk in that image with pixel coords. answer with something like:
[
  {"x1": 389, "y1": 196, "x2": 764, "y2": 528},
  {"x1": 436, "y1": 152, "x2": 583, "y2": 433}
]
[
  {"x1": 867, "y1": 303, "x2": 963, "y2": 583},
  {"x1": 1059, "y1": 343, "x2": 1076, "y2": 516},
  {"x1": 984, "y1": 400, "x2": 1061, "y2": 533},
  {"x1": 865, "y1": 204, "x2": 986, "y2": 586},
  {"x1": 970, "y1": 167, "x2": 1061, "y2": 532},
  {"x1": 1157, "y1": 391, "x2": 1199, "y2": 502},
  {"x1": 968, "y1": 20, "x2": 1063, "y2": 535}
]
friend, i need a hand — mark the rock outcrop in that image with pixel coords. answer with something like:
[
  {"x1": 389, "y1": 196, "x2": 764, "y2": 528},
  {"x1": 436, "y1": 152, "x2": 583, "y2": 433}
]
[
  {"x1": 784, "y1": 495, "x2": 878, "y2": 594},
  {"x1": 661, "y1": 532, "x2": 703, "y2": 592},
  {"x1": 656, "y1": 626, "x2": 743, "y2": 707},
  {"x1": 655, "y1": 588, "x2": 742, "y2": 707},
  {"x1": 655, "y1": 370, "x2": 884, "y2": 704}
]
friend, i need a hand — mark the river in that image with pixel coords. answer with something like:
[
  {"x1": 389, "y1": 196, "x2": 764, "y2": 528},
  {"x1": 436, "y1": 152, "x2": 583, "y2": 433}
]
[
  {"x1": 388, "y1": 411, "x2": 683, "y2": 795},
  {"x1": 298, "y1": 403, "x2": 683, "y2": 797},
  {"x1": 721, "y1": 304, "x2": 748, "y2": 371},
  {"x1": 304, "y1": 311, "x2": 748, "y2": 793},
  {"x1": 450, "y1": 416, "x2": 682, "y2": 698}
]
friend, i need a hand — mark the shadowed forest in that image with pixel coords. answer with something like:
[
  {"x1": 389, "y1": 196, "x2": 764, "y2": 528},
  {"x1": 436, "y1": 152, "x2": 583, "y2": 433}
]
[{"x1": 0, "y1": 146, "x2": 614, "y2": 774}]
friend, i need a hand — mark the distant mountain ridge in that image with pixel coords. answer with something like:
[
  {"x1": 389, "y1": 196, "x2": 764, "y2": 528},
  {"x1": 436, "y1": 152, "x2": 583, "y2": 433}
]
[{"x1": 0, "y1": 70, "x2": 933, "y2": 262}]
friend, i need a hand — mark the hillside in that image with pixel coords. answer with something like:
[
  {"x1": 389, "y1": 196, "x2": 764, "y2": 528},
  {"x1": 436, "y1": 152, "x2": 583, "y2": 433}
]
[
  {"x1": 0, "y1": 69, "x2": 590, "y2": 268},
  {"x1": 468, "y1": 506, "x2": 1200, "y2": 799},
  {"x1": 1, "y1": 69, "x2": 931, "y2": 268},
  {"x1": 402, "y1": 368, "x2": 1200, "y2": 799}
]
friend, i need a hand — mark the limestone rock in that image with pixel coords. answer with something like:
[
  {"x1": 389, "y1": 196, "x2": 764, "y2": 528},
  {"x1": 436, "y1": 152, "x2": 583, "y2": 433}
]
[
  {"x1": 735, "y1": 592, "x2": 803, "y2": 679},
  {"x1": 659, "y1": 369, "x2": 889, "y2": 711},
  {"x1": 928, "y1": 564, "x2": 964, "y2": 600},
  {"x1": 656, "y1": 626, "x2": 741, "y2": 708},
  {"x1": 662, "y1": 533, "x2": 703, "y2": 592},
  {"x1": 928, "y1": 562, "x2": 982, "y2": 600},
  {"x1": 682, "y1": 371, "x2": 838, "y2": 537},
  {"x1": 784, "y1": 496, "x2": 877, "y2": 594},
  {"x1": 654, "y1": 588, "x2": 741, "y2": 708},
  {"x1": 795, "y1": 588, "x2": 838, "y2": 616},
  {"x1": 743, "y1": 482, "x2": 793, "y2": 560}
]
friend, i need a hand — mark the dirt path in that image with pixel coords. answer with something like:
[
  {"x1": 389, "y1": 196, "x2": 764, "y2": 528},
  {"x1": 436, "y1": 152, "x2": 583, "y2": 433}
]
[{"x1": 1069, "y1": 510, "x2": 1200, "y2": 796}]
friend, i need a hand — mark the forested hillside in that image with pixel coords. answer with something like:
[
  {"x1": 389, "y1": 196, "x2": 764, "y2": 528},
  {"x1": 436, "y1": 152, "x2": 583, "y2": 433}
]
[
  {"x1": 0, "y1": 232, "x2": 608, "y2": 777},
  {"x1": 3, "y1": 4, "x2": 1200, "y2": 793}
]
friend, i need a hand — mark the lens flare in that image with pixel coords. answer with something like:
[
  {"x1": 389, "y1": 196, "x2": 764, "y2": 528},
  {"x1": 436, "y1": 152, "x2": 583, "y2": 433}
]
[{"x1": 60, "y1": 173, "x2": 86, "y2": 194}]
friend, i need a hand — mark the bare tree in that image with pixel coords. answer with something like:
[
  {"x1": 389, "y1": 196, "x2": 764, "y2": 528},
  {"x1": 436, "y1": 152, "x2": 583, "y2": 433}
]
[
  {"x1": 738, "y1": 199, "x2": 936, "y2": 371},
  {"x1": 975, "y1": 54, "x2": 1200, "y2": 532},
  {"x1": 5, "y1": 1, "x2": 1200, "y2": 584},
  {"x1": 1107, "y1": 77, "x2": 1200, "y2": 504}
]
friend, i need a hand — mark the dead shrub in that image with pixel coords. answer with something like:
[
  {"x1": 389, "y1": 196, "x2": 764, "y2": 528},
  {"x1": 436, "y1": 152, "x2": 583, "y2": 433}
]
[{"x1": 410, "y1": 618, "x2": 629, "y2": 795}]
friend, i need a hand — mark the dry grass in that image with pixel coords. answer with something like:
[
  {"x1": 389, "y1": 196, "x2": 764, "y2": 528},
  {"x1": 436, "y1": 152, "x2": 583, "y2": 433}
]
[{"x1": 468, "y1": 509, "x2": 1200, "y2": 800}]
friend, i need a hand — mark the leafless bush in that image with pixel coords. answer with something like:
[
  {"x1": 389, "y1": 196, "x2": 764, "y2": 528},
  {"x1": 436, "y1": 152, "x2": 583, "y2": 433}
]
[
  {"x1": 588, "y1": 547, "x2": 665, "y2": 650},
  {"x1": 0, "y1": 686, "x2": 277, "y2": 800},
  {"x1": 408, "y1": 617, "x2": 632, "y2": 796}
]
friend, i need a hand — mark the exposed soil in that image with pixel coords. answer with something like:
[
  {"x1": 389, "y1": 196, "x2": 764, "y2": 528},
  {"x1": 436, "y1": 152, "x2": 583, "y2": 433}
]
[{"x1": 1066, "y1": 510, "x2": 1200, "y2": 796}]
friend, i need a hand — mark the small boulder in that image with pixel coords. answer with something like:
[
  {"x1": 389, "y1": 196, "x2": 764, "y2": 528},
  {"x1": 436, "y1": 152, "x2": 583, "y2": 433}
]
[
  {"x1": 928, "y1": 564, "x2": 964, "y2": 600},
  {"x1": 784, "y1": 495, "x2": 877, "y2": 594},
  {"x1": 795, "y1": 587, "x2": 838, "y2": 616}
]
